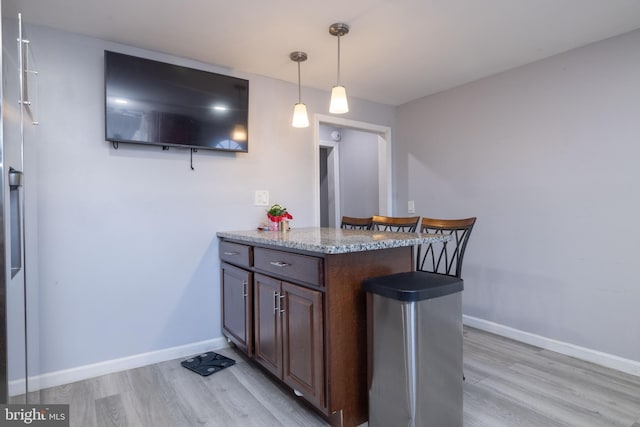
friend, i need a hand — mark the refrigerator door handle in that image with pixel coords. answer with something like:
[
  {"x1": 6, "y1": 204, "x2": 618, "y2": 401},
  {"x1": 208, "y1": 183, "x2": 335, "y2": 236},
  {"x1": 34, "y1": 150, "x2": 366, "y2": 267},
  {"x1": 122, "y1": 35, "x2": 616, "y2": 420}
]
[{"x1": 9, "y1": 168, "x2": 24, "y2": 277}]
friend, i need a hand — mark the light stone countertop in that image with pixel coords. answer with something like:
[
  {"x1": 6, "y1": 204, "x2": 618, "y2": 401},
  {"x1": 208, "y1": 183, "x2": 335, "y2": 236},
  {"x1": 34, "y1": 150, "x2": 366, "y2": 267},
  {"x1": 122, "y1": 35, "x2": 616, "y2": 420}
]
[{"x1": 217, "y1": 227, "x2": 450, "y2": 255}]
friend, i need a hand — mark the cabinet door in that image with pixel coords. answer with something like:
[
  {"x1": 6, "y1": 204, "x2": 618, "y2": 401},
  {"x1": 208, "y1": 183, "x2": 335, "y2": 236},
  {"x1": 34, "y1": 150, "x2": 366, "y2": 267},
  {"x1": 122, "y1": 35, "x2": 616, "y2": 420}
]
[
  {"x1": 281, "y1": 281, "x2": 325, "y2": 409},
  {"x1": 221, "y1": 263, "x2": 253, "y2": 355},
  {"x1": 254, "y1": 274, "x2": 282, "y2": 378}
]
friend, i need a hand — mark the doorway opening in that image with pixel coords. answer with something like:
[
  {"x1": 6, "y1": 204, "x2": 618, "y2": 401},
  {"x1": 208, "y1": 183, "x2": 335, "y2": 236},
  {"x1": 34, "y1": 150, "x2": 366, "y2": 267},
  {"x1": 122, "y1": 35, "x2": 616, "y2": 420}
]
[{"x1": 313, "y1": 114, "x2": 392, "y2": 227}]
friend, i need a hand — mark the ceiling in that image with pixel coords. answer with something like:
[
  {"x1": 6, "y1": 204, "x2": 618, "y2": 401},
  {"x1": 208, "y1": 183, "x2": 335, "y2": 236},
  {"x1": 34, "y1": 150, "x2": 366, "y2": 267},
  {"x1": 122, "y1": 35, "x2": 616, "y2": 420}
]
[{"x1": 4, "y1": 0, "x2": 640, "y2": 106}]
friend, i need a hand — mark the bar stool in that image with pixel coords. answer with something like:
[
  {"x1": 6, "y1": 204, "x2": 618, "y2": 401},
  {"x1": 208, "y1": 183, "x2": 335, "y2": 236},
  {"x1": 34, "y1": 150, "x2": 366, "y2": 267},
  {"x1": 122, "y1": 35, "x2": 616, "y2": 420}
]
[
  {"x1": 370, "y1": 215, "x2": 420, "y2": 232},
  {"x1": 341, "y1": 216, "x2": 373, "y2": 230},
  {"x1": 363, "y1": 217, "x2": 476, "y2": 303},
  {"x1": 416, "y1": 217, "x2": 477, "y2": 276}
]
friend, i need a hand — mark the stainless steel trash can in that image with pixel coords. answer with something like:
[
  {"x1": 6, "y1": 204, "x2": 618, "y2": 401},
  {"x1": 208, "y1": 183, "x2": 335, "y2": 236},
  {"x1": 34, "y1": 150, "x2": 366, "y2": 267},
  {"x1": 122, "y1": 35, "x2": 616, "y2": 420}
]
[{"x1": 362, "y1": 272, "x2": 463, "y2": 427}]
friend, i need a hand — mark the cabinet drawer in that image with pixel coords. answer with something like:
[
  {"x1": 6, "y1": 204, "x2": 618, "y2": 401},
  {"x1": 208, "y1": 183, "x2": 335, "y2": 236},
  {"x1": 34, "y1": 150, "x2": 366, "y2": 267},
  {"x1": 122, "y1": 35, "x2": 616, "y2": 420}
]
[
  {"x1": 220, "y1": 241, "x2": 252, "y2": 268},
  {"x1": 254, "y1": 248, "x2": 323, "y2": 287}
]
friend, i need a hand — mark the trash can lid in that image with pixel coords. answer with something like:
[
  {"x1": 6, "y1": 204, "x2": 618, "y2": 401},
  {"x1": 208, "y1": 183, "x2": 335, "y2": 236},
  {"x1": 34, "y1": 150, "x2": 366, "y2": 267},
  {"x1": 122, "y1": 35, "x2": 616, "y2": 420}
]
[{"x1": 362, "y1": 271, "x2": 463, "y2": 302}]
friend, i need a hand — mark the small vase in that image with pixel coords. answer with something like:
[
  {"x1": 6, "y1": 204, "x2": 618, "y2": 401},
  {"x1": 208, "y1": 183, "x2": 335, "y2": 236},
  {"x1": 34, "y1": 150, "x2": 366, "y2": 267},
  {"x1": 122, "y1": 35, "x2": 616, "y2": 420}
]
[
  {"x1": 279, "y1": 221, "x2": 290, "y2": 232},
  {"x1": 269, "y1": 221, "x2": 279, "y2": 231}
]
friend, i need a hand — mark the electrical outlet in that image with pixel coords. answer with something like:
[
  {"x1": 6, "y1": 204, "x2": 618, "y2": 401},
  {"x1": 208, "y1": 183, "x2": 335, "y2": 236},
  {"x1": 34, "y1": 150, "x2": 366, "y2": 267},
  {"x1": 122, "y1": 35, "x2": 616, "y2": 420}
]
[
  {"x1": 255, "y1": 190, "x2": 269, "y2": 206},
  {"x1": 408, "y1": 200, "x2": 415, "y2": 214}
]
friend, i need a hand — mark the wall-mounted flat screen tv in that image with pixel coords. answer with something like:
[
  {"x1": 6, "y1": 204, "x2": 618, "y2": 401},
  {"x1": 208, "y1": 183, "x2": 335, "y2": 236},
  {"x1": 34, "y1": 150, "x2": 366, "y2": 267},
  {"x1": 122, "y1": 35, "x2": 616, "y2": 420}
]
[{"x1": 104, "y1": 50, "x2": 249, "y2": 152}]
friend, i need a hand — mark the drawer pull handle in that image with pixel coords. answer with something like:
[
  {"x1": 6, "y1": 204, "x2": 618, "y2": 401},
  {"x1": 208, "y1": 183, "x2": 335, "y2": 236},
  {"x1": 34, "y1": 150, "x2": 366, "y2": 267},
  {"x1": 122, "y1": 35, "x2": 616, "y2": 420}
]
[
  {"x1": 279, "y1": 294, "x2": 286, "y2": 314},
  {"x1": 223, "y1": 251, "x2": 239, "y2": 256},
  {"x1": 242, "y1": 280, "x2": 248, "y2": 298},
  {"x1": 269, "y1": 261, "x2": 289, "y2": 268},
  {"x1": 274, "y1": 291, "x2": 279, "y2": 313}
]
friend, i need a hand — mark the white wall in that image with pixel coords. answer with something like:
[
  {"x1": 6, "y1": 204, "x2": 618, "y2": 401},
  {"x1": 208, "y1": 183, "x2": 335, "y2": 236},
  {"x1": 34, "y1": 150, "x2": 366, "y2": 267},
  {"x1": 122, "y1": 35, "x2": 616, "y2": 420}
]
[
  {"x1": 396, "y1": 29, "x2": 640, "y2": 363},
  {"x1": 2, "y1": 18, "x2": 395, "y2": 381}
]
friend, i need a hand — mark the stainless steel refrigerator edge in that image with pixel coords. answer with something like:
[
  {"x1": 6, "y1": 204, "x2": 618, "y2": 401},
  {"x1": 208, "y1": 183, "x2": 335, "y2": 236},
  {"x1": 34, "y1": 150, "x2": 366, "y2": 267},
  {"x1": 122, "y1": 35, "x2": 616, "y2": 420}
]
[
  {"x1": 0, "y1": 4, "x2": 6, "y2": 400},
  {"x1": 1, "y1": 9, "x2": 38, "y2": 404}
]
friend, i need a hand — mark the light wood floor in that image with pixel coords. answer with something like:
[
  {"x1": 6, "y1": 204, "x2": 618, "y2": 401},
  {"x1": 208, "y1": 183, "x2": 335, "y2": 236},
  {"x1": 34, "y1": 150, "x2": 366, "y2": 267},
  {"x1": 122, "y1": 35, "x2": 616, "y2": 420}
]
[{"x1": 12, "y1": 327, "x2": 640, "y2": 427}]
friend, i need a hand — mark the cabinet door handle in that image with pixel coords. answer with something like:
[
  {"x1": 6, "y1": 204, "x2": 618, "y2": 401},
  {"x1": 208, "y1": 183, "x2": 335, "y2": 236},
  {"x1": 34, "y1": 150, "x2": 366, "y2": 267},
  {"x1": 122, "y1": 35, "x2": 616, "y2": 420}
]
[
  {"x1": 273, "y1": 291, "x2": 279, "y2": 313},
  {"x1": 242, "y1": 280, "x2": 248, "y2": 298},
  {"x1": 223, "y1": 251, "x2": 239, "y2": 256},
  {"x1": 269, "y1": 261, "x2": 289, "y2": 267},
  {"x1": 279, "y1": 294, "x2": 286, "y2": 314}
]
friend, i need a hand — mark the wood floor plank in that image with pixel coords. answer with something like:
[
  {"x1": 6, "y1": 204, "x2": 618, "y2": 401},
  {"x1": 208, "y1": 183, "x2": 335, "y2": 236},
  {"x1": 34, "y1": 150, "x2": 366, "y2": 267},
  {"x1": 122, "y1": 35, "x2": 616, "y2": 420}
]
[
  {"x1": 463, "y1": 327, "x2": 640, "y2": 427},
  {"x1": 124, "y1": 364, "x2": 191, "y2": 427},
  {"x1": 463, "y1": 327, "x2": 545, "y2": 385},
  {"x1": 156, "y1": 357, "x2": 237, "y2": 426},
  {"x1": 10, "y1": 327, "x2": 640, "y2": 427},
  {"x1": 510, "y1": 361, "x2": 640, "y2": 423},
  {"x1": 465, "y1": 328, "x2": 640, "y2": 427},
  {"x1": 195, "y1": 361, "x2": 291, "y2": 426},
  {"x1": 538, "y1": 348, "x2": 640, "y2": 392},
  {"x1": 224, "y1": 354, "x2": 327, "y2": 426},
  {"x1": 479, "y1": 364, "x2": 631, "y2": 427},
  {"x1": 463, "y1": 379, "x2": 571, "y2": 427},
  {"x1": 95, "y1": 394, "x2": 127, "y2": 427},
  {"x1": 87, "y1": 369, "x2": 132, "y2": 400},
  {"x1": 85, "y1": 368, "x2": 145, "y2": 427},
  {"x1": 39, "y1": 381, "x2": 98, "y2": 427}
]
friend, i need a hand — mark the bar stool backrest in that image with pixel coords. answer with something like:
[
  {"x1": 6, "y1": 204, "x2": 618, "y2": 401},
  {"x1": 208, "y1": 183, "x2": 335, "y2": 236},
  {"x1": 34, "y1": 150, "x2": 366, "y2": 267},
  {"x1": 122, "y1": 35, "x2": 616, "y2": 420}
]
[
  {"x1": 370, "y1": 215, "x2": 420, "y2": 232},
  {"x1": 340, "y1": 216, "x2": 373, "y2": 230},
  {"x1": 417, "y1": 217, "x2": 477, "y2": 278}
]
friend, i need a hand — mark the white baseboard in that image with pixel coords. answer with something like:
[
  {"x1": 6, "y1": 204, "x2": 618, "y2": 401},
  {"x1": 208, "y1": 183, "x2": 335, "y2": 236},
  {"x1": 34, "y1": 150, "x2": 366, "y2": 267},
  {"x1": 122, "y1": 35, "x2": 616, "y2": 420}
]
[
  {"x1": 9, "y1": 337, "x2": 229, "y2": 396},
  {"x1": 12, "y1": 319, "x2": 639, "y2": 396},
  {"x1": 464, "y1": 315, "x2": 640, "y2": 378}
]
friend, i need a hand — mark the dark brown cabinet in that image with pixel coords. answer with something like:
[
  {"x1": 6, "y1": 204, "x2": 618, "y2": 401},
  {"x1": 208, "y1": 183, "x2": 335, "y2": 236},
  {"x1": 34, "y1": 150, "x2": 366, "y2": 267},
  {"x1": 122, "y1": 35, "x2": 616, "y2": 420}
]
[
  {"x1": 220, "y1": 236, "x2": 413, "y2": 427},
  {"x1": 254, "y1": 274, "x2": 281, "y2": 375},
  {"x1": 254, "y1": 274, "x2": 324, "y2": 409},
  {"x1": 221, "y1": 263, "x2": 253, "y2": 355}
]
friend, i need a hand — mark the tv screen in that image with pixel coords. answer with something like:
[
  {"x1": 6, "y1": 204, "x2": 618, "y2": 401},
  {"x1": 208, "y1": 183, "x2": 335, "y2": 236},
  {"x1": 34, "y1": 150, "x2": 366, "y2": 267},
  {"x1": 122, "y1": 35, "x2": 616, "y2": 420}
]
[{"x1": 104, "y1": 51, "x2": 249, "y2": 152}]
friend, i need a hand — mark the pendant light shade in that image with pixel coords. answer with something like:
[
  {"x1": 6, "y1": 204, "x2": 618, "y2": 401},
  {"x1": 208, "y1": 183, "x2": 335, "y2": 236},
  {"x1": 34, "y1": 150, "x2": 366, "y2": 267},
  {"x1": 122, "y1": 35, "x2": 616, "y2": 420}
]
[
  {"x1": 330, "y1": 86, "x2": 349, "y2": 114},
  {"x1": 292, "y1": 103, "x2": 309, "y2": 128},
  {"x1": 290, "y1": 51, "x2": 309, "y2": 128},
  {"x1": 329, "y1": 23, "x2": 349, "y2": 114}
]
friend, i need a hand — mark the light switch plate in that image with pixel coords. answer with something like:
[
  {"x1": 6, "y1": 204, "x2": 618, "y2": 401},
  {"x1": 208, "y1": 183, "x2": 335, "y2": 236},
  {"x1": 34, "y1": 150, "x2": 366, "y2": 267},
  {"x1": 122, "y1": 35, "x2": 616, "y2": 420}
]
[
  {"x1": 255, "y1": 190, "x2": 269, "y2": 206},
  {"x1": 408, "y1": 200, "x2": 415, "y2": 214}
]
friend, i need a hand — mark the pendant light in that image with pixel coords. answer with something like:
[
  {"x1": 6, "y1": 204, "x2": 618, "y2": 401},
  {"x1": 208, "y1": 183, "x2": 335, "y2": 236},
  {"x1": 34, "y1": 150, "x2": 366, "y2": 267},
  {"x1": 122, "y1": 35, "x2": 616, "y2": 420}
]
[
  {"x1": 290, "y1": 51, "x2": 309, "y2": 128},
  {"x1": 329, "y1": 23, "x2": 349, "y2": 114}
]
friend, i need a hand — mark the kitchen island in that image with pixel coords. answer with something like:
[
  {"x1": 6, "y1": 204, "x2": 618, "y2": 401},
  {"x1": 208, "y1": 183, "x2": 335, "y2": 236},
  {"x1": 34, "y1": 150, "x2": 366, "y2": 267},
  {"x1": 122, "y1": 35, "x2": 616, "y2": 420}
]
[{"x1": 217, "y1": 227, "x2": 449, "y2": 427}]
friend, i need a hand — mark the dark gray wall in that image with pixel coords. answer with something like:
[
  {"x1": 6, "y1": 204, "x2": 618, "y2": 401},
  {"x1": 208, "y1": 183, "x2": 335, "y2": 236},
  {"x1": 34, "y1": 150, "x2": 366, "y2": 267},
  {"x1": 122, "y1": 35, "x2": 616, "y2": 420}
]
[{"x1": 395, "y1": 29, "x2": 640, "y2": 363}]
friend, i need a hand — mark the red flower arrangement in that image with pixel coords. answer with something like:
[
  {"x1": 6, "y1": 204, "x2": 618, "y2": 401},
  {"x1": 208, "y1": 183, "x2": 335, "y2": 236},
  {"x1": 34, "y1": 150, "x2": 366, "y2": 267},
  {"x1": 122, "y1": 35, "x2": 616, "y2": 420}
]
[{"x1": 267, "y1": 204, "x2": 293, "y2": 223}]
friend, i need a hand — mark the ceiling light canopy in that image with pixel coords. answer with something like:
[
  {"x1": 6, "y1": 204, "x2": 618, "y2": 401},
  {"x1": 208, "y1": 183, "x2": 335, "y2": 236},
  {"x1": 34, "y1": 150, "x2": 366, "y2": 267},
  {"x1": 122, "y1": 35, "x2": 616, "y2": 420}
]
[{"x1": 329, "y1": 23, "x2": 349, "y2": 114}]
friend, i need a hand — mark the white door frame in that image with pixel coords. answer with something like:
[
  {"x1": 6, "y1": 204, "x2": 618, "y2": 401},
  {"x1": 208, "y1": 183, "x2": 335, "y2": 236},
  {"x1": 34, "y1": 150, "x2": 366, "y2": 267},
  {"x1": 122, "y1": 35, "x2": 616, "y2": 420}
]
[
  {"x1": 318, "y1": 140, "x2": 341, "y2": 228},
  {"x1": 312, "y1": 114, "x2": 392, "y2": 227}
]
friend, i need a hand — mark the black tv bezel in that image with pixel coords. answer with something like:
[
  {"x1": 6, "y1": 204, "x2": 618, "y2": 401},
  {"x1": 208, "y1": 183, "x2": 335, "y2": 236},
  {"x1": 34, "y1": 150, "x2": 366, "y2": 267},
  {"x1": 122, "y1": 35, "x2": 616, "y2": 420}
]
[{"x1": 103, "y1": 50, "x2": 249, "y2": 153}]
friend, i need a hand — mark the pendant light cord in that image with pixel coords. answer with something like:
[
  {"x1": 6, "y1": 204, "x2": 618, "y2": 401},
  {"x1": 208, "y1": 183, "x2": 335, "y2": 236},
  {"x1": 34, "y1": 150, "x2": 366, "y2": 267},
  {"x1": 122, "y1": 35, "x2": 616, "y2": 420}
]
[
  {"x1": 297, "y1": 60, "x2": 302, "y2": 103},
  {"x1": 336, "y1": 35, "x2": 341, "y2": 86}
]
